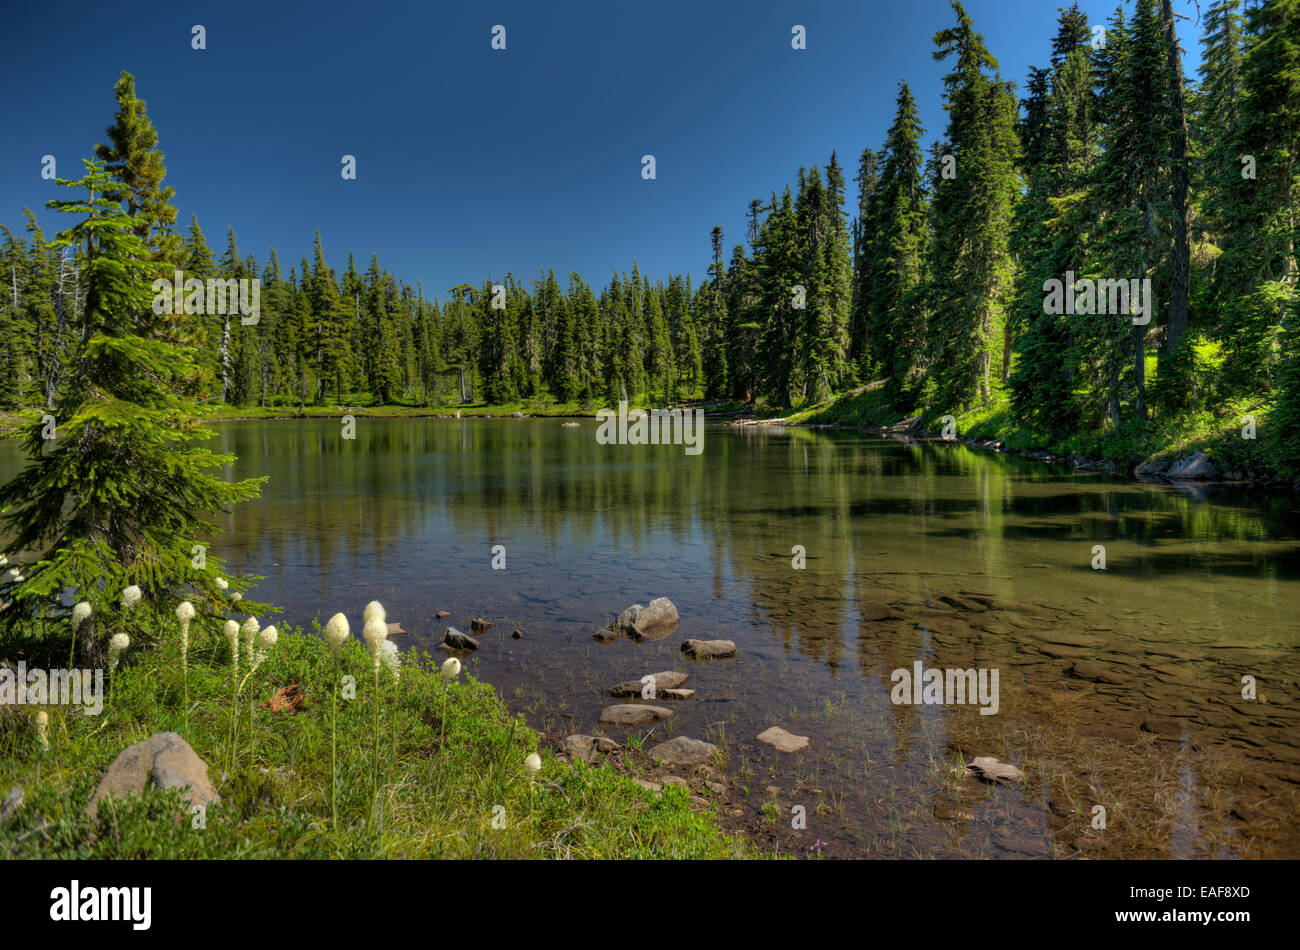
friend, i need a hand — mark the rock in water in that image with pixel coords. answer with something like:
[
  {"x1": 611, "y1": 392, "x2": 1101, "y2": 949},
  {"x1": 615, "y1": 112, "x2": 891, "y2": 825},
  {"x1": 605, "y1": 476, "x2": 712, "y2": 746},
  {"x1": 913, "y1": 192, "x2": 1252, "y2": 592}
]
[
  {"x1": 756, "y1": 726, "x2": 810, "y2": 753},
  {"x1": 967, "y1": 756, "x2": 1024, "y2": 784},
  {"x1": 1067, "y1": 661, "x2": 1125, "y2": 685},
  {"x1": 599, "y1": 704, "x2": 674, "y2": 727},
  {"x1": 435, "y1": 610, "x2": 452, "y2": 619},
  {"x1": 386, "y1": 622, "x2": 407, "y2": 637},
  {"x1": 442, "y1": 627, "x2": 479, "y2": 650},
  {"x1": 681, "y1": 638, "x2": 737, "y2": 659},
  {"x1": 612, "y1": 597, "x2": 680, "y2": 640},
  {"x1": 86, "y1": 733, "x2": 221, "y2": 820},
  {"x1": 607, "y1": 670, "x2": 690, "y2": 697},
  {"x1": 651, "y1": 736, "x2": 717, "y2": 767},
  {"x1": 470, "y1": 617, "x2": 494, "y2": 635}
]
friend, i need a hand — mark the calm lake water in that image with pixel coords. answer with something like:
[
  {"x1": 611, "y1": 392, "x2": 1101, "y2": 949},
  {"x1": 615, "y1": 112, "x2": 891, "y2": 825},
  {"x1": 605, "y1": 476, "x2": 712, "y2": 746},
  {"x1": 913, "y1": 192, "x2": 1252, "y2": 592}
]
[{"x1": 6, "y1": 417, "x2": 1299, "y2": 857}]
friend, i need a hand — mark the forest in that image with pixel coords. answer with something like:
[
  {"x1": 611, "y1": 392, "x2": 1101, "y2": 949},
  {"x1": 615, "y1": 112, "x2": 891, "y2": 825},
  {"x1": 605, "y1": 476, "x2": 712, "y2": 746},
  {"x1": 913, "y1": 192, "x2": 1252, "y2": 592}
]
[{"x1": 2, "y1": 0, "x2": 1299, "y2": 472}]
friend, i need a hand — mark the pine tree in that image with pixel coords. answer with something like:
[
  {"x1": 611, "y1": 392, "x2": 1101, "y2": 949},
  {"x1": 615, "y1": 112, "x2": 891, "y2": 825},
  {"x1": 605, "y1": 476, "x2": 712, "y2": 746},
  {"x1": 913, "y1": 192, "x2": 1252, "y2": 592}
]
[{"x1": 0, "y1": 161, "x2": 263, "y2": 646}]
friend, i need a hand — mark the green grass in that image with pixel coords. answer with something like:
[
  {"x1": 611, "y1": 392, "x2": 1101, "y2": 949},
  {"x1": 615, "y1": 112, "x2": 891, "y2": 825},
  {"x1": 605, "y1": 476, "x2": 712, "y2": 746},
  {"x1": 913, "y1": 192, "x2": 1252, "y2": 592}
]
[{"x1": 0, "y1": 613, "x2": 745, "y2": 858}]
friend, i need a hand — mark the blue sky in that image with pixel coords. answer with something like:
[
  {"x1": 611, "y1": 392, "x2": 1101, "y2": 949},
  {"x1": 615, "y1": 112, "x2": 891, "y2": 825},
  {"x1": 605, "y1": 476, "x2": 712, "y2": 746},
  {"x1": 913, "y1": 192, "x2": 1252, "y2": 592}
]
[{"x1": 1, "y1": 0, "x2": 1204, "y2": 299}]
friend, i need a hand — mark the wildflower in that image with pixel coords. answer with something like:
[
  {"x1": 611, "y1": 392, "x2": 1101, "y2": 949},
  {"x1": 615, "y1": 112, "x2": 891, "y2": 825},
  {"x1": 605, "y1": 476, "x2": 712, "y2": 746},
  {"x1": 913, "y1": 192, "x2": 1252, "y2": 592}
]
[
  {"x1": 72, "y1": 601, "x2": 92, "y2": 630},
  {"x1": 324, "y1": 613, "x2": 350, "y2": 659},
  {"x1": 441, "y1": 656, "x2": 461, "y2": 680},
  {"x1": 108, "y1": 632, "x2": 130, "y2": 673},
  {"x1": 0, "y1": 554, "x2": 6, "y2": 567},
  {"x1": 363, "y1": 600, "x2": 386, "y2": 624},
  {"x1": 524, "y1": 753, "x2": 541, "y2": 777},
  {"x1": 121, "y1": 585, "x2": 141, "y2": 609},
  {"x1": 35, "y1": 710, "x2": 49, "y2": 752},
  {"x1": 378, "y1": 639, "x2": 400, "y2": 682},
  {"x1": 223, "y1": 619, "x2": 240, "y2": 665},
  {"x1": 215, "y1": 577, "x2": 229, "y2": 591},
  {"x1": 241, "y1": 617, "x2": 260, "y2": 661},
  {"x1": 362, "y1": 617, "x2": 388, "y2": 669},
  {"x1": 176, "y1": 601, "x2": 196, "y2": 627},
  {"x1": 258, "y1": 625, "x2": 278, "y2": 651},
  {"x1": 5, "y1": 568, "x2": 20, "y2": 583},
  {"x1": 230, "y1": 591, "x2": 243, "y2": 603}
]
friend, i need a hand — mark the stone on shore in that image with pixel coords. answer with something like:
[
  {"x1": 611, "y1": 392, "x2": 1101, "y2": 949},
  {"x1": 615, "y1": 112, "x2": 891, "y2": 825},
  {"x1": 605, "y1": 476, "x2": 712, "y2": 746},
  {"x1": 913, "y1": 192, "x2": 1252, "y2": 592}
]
[
  {"x1": 86, "y1": 733, "x2": 220, "y2": 820},
  {"x1": 967, "y1": 756, "x2": 1024, "y2": 784}
]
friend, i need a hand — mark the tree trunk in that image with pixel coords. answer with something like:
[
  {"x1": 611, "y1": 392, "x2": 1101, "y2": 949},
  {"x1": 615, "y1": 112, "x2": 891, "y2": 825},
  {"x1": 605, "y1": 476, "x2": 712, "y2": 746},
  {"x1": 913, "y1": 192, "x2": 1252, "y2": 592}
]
[{"x1": 1160, "y1": 0, "x2": 1191, "y2": 363}]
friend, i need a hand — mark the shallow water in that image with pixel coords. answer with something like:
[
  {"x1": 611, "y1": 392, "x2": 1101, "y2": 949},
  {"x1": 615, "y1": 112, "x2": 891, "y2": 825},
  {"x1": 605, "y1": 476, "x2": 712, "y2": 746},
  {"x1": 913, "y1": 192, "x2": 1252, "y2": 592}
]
[{"x1": 6, "y1": 417, "x2": 1298, "y2": 857}]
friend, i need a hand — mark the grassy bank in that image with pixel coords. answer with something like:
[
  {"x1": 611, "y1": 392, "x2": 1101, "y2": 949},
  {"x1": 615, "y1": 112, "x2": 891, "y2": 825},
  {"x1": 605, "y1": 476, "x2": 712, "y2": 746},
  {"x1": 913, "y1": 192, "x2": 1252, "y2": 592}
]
[
  {"x1": 768, "y1": 378, "x2": 1294, "y2": 485},
  {"x1": 0, "y1": 613, "x2": 745, "y2": 859}
]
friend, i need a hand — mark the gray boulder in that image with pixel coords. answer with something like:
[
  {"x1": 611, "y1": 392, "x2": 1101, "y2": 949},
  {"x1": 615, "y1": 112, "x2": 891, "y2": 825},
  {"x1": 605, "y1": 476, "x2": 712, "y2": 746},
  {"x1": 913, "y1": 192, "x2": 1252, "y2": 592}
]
[
  {"x1": 681, "y1": 638, "x2": 736, "y2": 659},
  {"x1": 1166, "y1": 450, "x2": 1215, "y2": 480},
  {"x1": 651, "y1": 736, "x2": 717, "y2": 767},
  {"x1": 442, "y1": 627, "x2": 479, "y2": 650},
  {"x1": 86, "y1": 733, "x2": 220, "y2": 820},
  {"x1": 612, "y1": 597, "x2": 680, "y2": 641},
  {"x1": 599, "y1": 704, "x2": 674, "y2": 727}
]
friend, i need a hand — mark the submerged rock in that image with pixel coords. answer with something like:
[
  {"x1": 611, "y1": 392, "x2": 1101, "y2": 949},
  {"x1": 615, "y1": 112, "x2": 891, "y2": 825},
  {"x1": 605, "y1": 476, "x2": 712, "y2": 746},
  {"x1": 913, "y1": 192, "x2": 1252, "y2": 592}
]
[
  {"x1": 967, "y1": 755, "x2": 1024, "y2": 784},
  {"x1": 756, "y1": 726, "x2": 810, "y2": 753},
  {"x1": 1067, "y1": 661, "x2": 1126, "y2": 685},
  {"x1": 435, "y1": 610, "x2": 452, "y2": 619},
  {"x1": 86, "y1": 732, "x2": 220, "y2": 820},
  {"x1": 651, "y1": 736, "x2": 717, "y2": 767},
  {"x1": 599, "y1": 704, "x2": 674, "y2": 727},
  {"x1": 470, "y1": 617, "x2": 494, "y2": 635},
  {"x1": 681, "y1": 638, "x2": 736, "y2": 659}
]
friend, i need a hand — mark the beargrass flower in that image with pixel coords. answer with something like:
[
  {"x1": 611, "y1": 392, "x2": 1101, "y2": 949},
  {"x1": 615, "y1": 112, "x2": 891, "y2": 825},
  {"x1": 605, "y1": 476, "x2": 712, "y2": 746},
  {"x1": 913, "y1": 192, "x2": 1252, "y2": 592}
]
[
  {"x1": 72, "y1": 601, "x2": 92, "y2": 630},
  {"x1": 362, "y1": 617, "x2": 388, "y2": 670},
  {"x1": 258, "y1": 625, "x2": 278, "y2": 654},
  {"x1": 0, "y1": 554, "x2": 6, "y2": 567},
  {"x1": 441, "y1": 656, "x2": 461, "y2": 680},
  {"x1": 379, "y1": 639, "x2": 400, "y2": 682},
  {"x1": 223, "y1": 619, "x2": 240, "y2": 666},
  {"x1": 108, "y1": 632, "x2": 129, "y2": 673},
  {"x1": 121, "y1": 585, "x2": 141, "y2": 609},
  {"x1": 215, "y1": 577, "x2": 229, "y2": 590},
  {"x1": 324, "y1": 612, "x2": 350, "y2": 658},
  {"x1": 35, "y1": 710, "x2": 49, "y2": 753},
  {"x1": 525, "y1": 753, "x2": 541, "y2": 776},
  {"x1": 363, "y1": 600, "x2": 386, "y2": 624},
  {"x1": 230, "y1": 591, "x2": 242, "y2": 603}
]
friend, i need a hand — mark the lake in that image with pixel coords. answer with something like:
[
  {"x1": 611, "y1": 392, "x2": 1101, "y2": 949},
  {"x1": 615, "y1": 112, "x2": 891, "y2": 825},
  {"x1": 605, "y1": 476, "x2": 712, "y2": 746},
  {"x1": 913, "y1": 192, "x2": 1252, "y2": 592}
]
[{"x1": 6, "y1": 416, "x2": 1298, "y2": 857}]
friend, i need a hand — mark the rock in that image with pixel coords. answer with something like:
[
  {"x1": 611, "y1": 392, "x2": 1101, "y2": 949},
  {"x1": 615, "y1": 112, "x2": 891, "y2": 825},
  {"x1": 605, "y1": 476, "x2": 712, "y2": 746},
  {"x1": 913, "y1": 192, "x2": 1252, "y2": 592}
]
[
  {"x1": 861, "y1": 603, "x2": 904, "y2": 622},
  {"x1": 938, "y1": 595, "x2": 988, "y2": 613},
  {"x1": 662, "y1": 775, "x2": 689, "y2": 789},
  {"x1": 594, "y1": 737, "x2": 621, "y2": 753},
  {"x1": 706, "y1": 781, "x2": 727, "y2": 795},
  {"x1": 967, "y1": 755, "x2": 1024, "y2": 784},
  {"x1": 442, "y1": 627, "x2": 479, "y2": 650},
  {"x1": 1, "y1": 786, "x2": 22, "y2": 821},
  {"x1": 607, "y1": 670, "x2": 690, "y2": 697},
  {"x1": 1040, "y1": 631, "x2": 1106, "y2": 648},
  {"x1": 1135, "y1": 458, "x2": 1170, "y2": 477},
  {"x1": 599, "y1": 704, "x2": 674, "y2": 727},
  {"x1": 511, "y1": 628, "x2": 523, "y2": 639},
  {"x1": 511, "y1": 411, "x2": 524, "y2": 418},
  {"x1": 661, "y1": 688, "x2": 695, "y2": 700},
  {"x1": 635, "y1": 778, "x2": 663, "y2": 793},
  {"x1": 756, "y1": 726, "x2": 810, "y2": 753},
  {"x1": 559, "y1": 735, "x2": 598, "y2": 764},
  {"x1": 650, "y1": 736, "x2": 717, "y2": 767},
  {"x1": 1067, "y1": 661, "x2": 1126, "y2": 685},
  {"x1": 435, "y1": 610, "x2": 452, "y2": 619},
  {"x1": 1141, "y1": 717, "x2": 1185, "y2": 737},
  {"x1": 561, "y1": 422, "x2": 580, "y2": 427},
  {"x1": 920, "y1": 615, "x2": 972, "y2": 637},
  {"x1": 386, "y1": 622, "x2": 408, "y2": 637},
  {"x1": 86, "y1": 733, "x2": 220, "y2": 820},
  {"x1": 612, "y1": 597, "x2": 680, "y2": 640},
  {"x1": 470, "y1": 617, "x2": 493, "y2": 635},
  {"x1": 1166, "y1": 450, "x2": 1215, "y2": 480},
  {"x1": 681, "y1": 638, "x2": 737, "y2": 659},
  {"x1": 591, "y1": 628, "x2": 620, "y2": 643}
]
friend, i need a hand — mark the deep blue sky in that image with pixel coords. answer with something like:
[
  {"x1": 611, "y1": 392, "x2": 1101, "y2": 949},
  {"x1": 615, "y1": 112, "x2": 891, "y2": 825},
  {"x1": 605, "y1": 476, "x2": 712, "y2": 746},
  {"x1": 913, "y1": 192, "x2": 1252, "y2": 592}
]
[{"x1": 1, "y1": 0, "x2": 1204, "y2": 300}]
